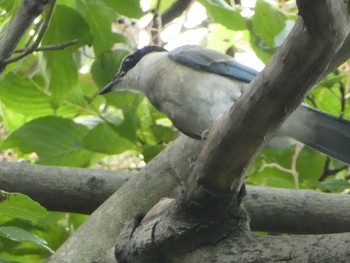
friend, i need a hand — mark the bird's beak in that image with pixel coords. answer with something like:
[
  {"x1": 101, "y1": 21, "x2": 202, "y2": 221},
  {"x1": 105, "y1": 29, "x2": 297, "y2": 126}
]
[
  {"x1": 99, "y1": 80, "x2": 115, "y2": 95},
  {"x1": 99, "y1": 71, "x2": 125, "y2": 95}
]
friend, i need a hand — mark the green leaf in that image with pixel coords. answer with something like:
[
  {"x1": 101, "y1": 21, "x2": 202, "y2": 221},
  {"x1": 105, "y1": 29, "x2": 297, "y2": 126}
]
[
  {"x1": 320, "y1": 178, "x2": 350, "y2": 193},
  {"x1": 307, "y1": 86, "x2": 343, "y2": 116},
  {"x1": 0, "y1": 226, "x2": 54, "y2": 254},
  {"x1": 56, "y1": 80, "x2": 103, "y2": 118},
  {"x1": 296, "y1": 147, "x2": 326, "y2": 184},
  {"x1": 91, "y1": 49, "x2": 130, "y2": 88},
  {"x1": 105, "y1": 93, "x2": 146, "y2": 142},
  {"x1": 252, "y1": 0, "x2": 287, "y2": 47},
  {"x1": 43, "y1": 5, "x2": 92, "y2": 48},
  {"x1": 148, "y1": 125, "x2": 175, "y2": 142},
  {"x1": 247, "y1": 146, "x2": 327, "y2": 189},
  {"x1": 247, "y1": 147, "x2": 298, "y2": 188},
  {"x1": 0, "y1": 104, "x2": 30, "y2": 133},
  {"x1": 0, "y1": 0, "x2": 20, "y2": 13},
  {"x1": 142, "y1": 144, "x2": 165, "y2": 163},
  {"x1": 42, "y1": 5, "x2": 92, "y2": 105},
  {"x1": 249, "y1": 0, "x2": 290, "y2": 62},
  {"x1": 198, "y1": 0, "x2": 246, "y2": 31},
  {"x1": 0, "y1": 193, "x2": 47, "y2": 222},
  {"x1": 102, "y1": 0, "x2": 142, "y2": 18},
  {"x1": 43, "y1": 51, "x2": 78, "y2": 106},
  {"x1": 149, "y1": 0, "x2": 177, "y2": 12},
  {"x1": 75, "y1": 0, "x2": 127, "y2": 56},
  {"x1": 82, "y1": 123, "x2": 135, "y2": 154},
  {"x1": 2, "y1": 116, "x2": 94, "y2": 167},
  {"x1": 0, "y1": 73, "x2": 53, "y2": 117}
]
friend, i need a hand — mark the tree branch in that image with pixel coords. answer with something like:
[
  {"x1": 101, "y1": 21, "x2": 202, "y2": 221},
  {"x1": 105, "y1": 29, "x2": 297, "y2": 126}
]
[
  {"x1": 0, "y1": 0, "x2": 53, "y2": 74},
  {"x1": 190, "y1": 0, "x2": 350, "y2": 194},
  {"x1": 47, "y1": 136, "x2": 202, "y2": 263},
  {"x1": 172, "y1": 232, "x2": 350, "y2": 263},
  {"x1": 0, "y1": 161, "x2": 132, "y2": 214},
  {"x1": 14, "y1": 39, "x2": 79, "y2": 53},
  {"x1": 2, "y1": 161, "x2": 350, "y2": 234}
]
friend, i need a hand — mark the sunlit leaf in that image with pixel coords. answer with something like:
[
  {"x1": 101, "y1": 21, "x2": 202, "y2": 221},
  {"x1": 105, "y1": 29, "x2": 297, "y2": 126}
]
[
  {"x1": 198, "y1": 0, "x2": 246, "y2": 30},
  {"x1": 102, "y1": 0, "x2": 142, "y2": 18},
  {"x1": 249, "y1": 0, "x2": 289, "y2": 62},
  {"x1": 0, "y1": 193, "x2": 47, "y2": 222},
  {"x1": 142, "y1": 144, "x2": 165, "y2": 163},
  {"x1": 42, "y1": 5, "x2": 92, "y2": 105},
  {"x1": 319, "y1": 178, "x2": 350, "y2": 193},
  {"x1": 91, "y1": 49, "x2": 130, "y2": 88},
  {"x1": 0, "y1": 226, "x2": 54, "y2": 253},
  {"x1": 82, "y1": 122, "x2": 135, "y2": 154},
  {"x1": 0, "y1": 73, "x2": 53, "y2": 117},
  {"x1": 75, "y1": 0, "x2": 127, "y2": 56},
  {"x1": 2, "y1": 116, "x2": 94, "y2": 167}
]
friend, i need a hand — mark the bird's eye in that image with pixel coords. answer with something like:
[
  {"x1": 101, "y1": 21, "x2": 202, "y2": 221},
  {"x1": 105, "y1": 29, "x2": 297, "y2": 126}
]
[
  {"x1": 120, "y1": 56, "x2": 135, "y2": 73},
  {"x1": 123, "y1": 56, "x2": 133, "y2": 67},
  {"x1": 124, "y1": 57, "x2": 131, "y2": 64}
]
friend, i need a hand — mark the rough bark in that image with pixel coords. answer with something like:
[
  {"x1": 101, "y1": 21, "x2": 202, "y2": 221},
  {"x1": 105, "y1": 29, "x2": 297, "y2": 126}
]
[
  {"x1": 2, "y1": 161, "x2": 350, "y2": 234},
  {"x1": 192, "y1": 0, "x2": 350, "y2": 194},
  {"x1": 0, "y1": 161, "x2": 131, "y2": 213},
  {"x1": 175, "y1": 232, "x2": 350, "y2": 263},
  {"x1": 116, "y1": 1, "x2": 350, "y2": 262},
  {"x1": 246, "y1": 186, "x2": 350, "y2": 234},
  {"x1": 46, "y1": 136, "x2": 202, "y2": 263}
]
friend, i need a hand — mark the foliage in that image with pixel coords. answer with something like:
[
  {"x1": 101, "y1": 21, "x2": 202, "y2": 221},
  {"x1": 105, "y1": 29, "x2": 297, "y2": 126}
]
[{"x1": 0, "y1": 0, "x2": 349, "y2": 261}]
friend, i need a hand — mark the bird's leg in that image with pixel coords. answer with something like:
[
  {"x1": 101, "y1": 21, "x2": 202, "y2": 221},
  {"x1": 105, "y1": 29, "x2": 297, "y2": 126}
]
[{"x1": 201, "y1": 129, "x2": 209, "y2": 140}]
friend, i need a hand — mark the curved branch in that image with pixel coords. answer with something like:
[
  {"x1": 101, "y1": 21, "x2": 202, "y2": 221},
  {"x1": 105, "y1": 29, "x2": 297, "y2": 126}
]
[
  {"x1": 47, "y1": 136, "x2": 202, "y2": 263},
  {"x1": 191, "y1": 0, "x2": 350, "y2": 194}
]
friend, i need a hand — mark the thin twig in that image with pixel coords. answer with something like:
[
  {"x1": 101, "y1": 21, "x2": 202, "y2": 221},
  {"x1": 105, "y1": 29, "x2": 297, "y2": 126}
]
[
  {"x1": 13, "y1": 39, "x2": 79, "y2": 53},
  {"x1": 306, "y1": 95, "x2": 318, "y2": 108},
  {"x1": 338, "y1": 80, "x2": 346, "y2": 118},
  {"x1": 319, "y1": 157, "x2": 348, "y2": 181}
]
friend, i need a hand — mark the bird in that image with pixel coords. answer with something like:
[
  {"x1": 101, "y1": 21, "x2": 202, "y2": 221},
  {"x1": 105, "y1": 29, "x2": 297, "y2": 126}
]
[{"x1": 99, "y1": 45, "x2": 350, "y2": 165}]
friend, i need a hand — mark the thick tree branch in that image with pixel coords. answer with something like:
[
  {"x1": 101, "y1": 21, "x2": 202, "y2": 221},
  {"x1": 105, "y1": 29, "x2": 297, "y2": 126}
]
[
  {"x1": 47, "y1": 136, "x2": 202, "y2": 263},
  {"x1": 191, "y1": 0, "x2": 350, "y2": 194},
  {"x1": 2, "y1": 161, "x2": 350, "y2": 234},
  {"x1": 0, "y1": 161, "x2": 131, "y2": 213},
  {"x1": 173, "y1": 232, "x2": 350, "y2": 263},
  {"x1": 0, "y1": 0, "x2": 52, "y2": 74},
  {"x1": 245, "y1": 186, "x2": 350, "y2": 234}
]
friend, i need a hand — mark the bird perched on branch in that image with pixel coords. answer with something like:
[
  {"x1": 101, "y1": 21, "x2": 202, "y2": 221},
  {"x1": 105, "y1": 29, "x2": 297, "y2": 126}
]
[{"x1": 100, "y1": 45, "x2": 350, "y2": 164}]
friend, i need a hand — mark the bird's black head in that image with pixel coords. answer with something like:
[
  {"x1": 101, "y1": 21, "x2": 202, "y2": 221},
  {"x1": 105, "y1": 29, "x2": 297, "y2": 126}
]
[
  {"x1": 99, "y1": 46, "x2": 167, "y2": 95},
  {"x1": 119, "y1": 46, "x2": 167, "y2": 77}
]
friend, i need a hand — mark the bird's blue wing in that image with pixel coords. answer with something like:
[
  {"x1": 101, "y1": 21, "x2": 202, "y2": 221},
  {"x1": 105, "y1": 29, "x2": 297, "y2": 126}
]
[{"x1": 168, "y1": 45, "x2": 259, "y2": 83}]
